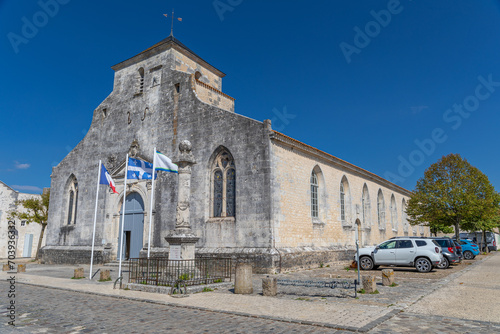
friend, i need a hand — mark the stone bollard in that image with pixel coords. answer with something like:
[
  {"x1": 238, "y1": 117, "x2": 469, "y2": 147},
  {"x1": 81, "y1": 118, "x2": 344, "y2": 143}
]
[
  {"x1": 262, "y1": 276, "x2": 277, "y2": 296},
  {"x1": 382, "y1": 269, "x2": 394, "y2": 286},
  {"x1": 73, "y1": 268, "x2": 84, "y2": 279},
  {"x1": 3, "y1": 264, "x2": 10, "y2": 271},
  {"x1": 99, "y1": 269, "x2": 111, "y2": 281},
  {"x1": 362, "y1": 275, "x2": 376, "y2": 293},
  {"x1": 234, "y1": 263, "x2": 253, "y2": 294},
  {"x1": 17, "y1": 264, "x2": 26, "y2": 273}
]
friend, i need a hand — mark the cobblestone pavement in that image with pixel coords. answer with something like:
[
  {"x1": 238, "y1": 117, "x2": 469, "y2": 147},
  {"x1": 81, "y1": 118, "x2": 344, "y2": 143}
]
[{"x1": 0, "y1": 282, "x2": 345, "y2": 334}]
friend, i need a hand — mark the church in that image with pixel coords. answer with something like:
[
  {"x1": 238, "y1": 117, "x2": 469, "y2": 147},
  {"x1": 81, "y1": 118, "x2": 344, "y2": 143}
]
[{"x1": 41, "y1": 35, "x2": 429, "y2": 273}]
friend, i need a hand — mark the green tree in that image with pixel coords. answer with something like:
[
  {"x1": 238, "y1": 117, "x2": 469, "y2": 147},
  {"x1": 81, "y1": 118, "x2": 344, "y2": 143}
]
[
  {"x1": 8, "y1": 189, "x2": 50, "y2": 261},
  {"x1": 406, "y1": 154, "x2": 499, "y2": 240}
]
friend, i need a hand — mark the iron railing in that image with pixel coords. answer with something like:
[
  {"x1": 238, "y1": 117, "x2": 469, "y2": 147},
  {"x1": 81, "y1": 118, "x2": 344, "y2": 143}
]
[{"x1": 128, "y1": 257, "x2": 232, "y2": 286}]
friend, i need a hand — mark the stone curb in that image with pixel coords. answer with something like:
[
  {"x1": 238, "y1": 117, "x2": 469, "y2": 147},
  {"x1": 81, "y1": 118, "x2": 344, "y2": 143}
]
[
  {"x1": 357, "y1": 309, "x2": 402, "y2": 332},
  {"x1": 15, "y1": 281, "x2": 387, "y2": 332}
]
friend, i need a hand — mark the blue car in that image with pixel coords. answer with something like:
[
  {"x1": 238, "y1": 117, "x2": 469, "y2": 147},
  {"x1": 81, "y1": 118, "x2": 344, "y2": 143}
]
[{"x1": 456, "y1": 239, "x2": 480, "y2": 260}]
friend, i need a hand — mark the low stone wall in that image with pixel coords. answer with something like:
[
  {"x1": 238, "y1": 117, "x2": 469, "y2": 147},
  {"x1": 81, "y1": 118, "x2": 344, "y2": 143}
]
[
  {"x1": 41, "y1": 245, "x2": 355, "y2": 273},
  {"x1": 197, "y1": 247, "x2": 355, "y2": 274},
  {"x1": 124, "y1": 281, "x2": 232, "y2": 294},
  {"x1": 39, "y1": 246, "x2": 111, "y2": 265}
]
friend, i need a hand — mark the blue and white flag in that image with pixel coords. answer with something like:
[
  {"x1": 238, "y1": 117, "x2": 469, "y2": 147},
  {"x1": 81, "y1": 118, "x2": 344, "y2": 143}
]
[
  {"x1": 127, "y1": 157, "x2": 155, "y2": 180},
  {"x1": 155, "y1": 150, "x2": 178, "y2": 173}
]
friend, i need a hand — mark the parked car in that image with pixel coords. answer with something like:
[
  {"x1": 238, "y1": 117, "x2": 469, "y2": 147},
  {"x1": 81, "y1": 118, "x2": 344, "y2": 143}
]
[
  {"x1": 453, "y1": 240, "x2": 463, "y2": 262},
  {"x1": 459, "y1": 232, "x2": 499, "y2": 252},
  {"x1": 429, "y1": 237, "x2": 461, "y2": 269},
  {"x1": 454, "y1": 239, "x2": 480, "y2": 259},
  {"x1": 354, "y1": 238, "x2": 443, "y2": 273}
]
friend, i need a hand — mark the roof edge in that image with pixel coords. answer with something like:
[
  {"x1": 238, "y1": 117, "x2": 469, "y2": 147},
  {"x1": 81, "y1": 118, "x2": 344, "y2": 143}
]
[
  {"x1": 111, "y1": 36, "x2": 226, "y2": 77},
  {"x1": 270, "y1": 131, "x2": 412, "y2": 196}
]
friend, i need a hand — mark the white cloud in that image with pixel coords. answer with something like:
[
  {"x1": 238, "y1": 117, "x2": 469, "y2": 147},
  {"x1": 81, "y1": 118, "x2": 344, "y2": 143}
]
[
  {"x1": 11, "y1": 185, "x2": 42, "y2": 193},
  {"x1": 14, "y1": 161, "x2": 30, "y2": 170}
]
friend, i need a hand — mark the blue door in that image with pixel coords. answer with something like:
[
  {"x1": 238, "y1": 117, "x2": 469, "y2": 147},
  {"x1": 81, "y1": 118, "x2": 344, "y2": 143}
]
[{"x1": 118, "y1": 192, "x2": 144, "y2": 259}]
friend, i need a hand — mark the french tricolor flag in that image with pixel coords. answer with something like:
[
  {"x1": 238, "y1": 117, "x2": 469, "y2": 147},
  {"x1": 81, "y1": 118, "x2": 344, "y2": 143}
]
[{"x1": 99, "y1": 164, "x2": 118, "y2": 194}]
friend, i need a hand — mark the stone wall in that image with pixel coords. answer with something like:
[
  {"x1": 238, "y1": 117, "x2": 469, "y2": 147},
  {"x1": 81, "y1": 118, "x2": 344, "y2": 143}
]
[
  {"x1": 39, "y1": 246, "x2": 111, "y2": 265},
  {"x1": 192, "y1": 76, "x2": 235, "y2": 112},
  {"x1": 270, "y1": 132, "x2": 430, "y2": 248}
]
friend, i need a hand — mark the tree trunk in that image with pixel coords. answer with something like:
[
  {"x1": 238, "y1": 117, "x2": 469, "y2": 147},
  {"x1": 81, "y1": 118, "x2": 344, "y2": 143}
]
[
  {"x1": 35, "y1": 223, "x2": 46, "y2": 261},
  {"x1": 455, "y1": 222, "x2": 460, "y2": 241},
  {"x1": 483, "y1": 230, "x2": 489, "y2": 253}
]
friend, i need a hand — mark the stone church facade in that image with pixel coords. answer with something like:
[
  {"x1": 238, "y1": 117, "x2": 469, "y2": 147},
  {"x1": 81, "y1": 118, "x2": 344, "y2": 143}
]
[{"x1": 41, "y1": 36, "x2": 429, "y2": 272}]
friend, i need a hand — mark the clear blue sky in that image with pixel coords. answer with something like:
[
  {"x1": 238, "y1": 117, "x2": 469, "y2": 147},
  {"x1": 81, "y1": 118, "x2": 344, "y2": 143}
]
[{"x1": 1, "y1": 0, "x2": 500, "y2": 194}]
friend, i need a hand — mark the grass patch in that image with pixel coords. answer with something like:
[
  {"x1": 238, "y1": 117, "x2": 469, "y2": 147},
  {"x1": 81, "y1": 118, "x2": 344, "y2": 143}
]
[
  {"x1": 358, "y1": 288, "x2": 366, "y2": 294},
  {"x1": 98, "y1": 278, "x2": 112, "y2": 282},
  {"x1": 319, "y1": 262, "x2": 324, "y2": 268},
  {"x1": 123, "y1": 287, "x2": 130, "y2": 290},
  {"x1": 370, "y1": 290, "x2": 380, "y2": 294},
  {"x1": 202, "y1": 287, "x2": 213, "y2": 292},
  {"x1": 389, "y1": 283, "x2": 398, "y2": 287},
  {"x1": 387, "y1": 303, "x2": 395, "y2": 307},
  {"x1": 295, "y1": 297, "x2": 310, "y2": 301},
  {"x1": 71, "y1": 277, "x2": 85, "y2": 279}
]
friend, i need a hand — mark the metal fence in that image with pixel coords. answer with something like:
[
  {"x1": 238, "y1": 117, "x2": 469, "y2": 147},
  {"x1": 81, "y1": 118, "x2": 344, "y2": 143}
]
[{"x1": 128, "y1": 257, "x2": 232, "y2": 286}]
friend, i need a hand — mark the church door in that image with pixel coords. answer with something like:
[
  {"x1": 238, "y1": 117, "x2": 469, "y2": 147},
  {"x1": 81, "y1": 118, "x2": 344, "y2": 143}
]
[{"x1": 119, "y1": 192, "x2": 144, "y2": 259}]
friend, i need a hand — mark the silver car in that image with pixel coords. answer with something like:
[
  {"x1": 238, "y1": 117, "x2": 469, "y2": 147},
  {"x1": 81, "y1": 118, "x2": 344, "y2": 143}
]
[{"x1": 355, "y1": 238, "x2": 443, "y2": 273}]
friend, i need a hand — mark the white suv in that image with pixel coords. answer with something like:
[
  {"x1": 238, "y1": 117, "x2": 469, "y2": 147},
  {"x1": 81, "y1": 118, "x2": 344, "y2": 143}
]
[{"x1": 354, "y1": 238, "x2": 443, "y2": 273}]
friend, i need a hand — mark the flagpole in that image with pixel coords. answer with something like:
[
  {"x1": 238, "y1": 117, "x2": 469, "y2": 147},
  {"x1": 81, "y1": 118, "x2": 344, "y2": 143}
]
[
  {"x1": 147, "y1": 147, "x2": 156, "y2": 258},
  {"x1": 90, "y1": 160, "x2": 102, "y2": 280},
  {"x1": 118, "y1": 154, "x2": 129, "y2": 281}
]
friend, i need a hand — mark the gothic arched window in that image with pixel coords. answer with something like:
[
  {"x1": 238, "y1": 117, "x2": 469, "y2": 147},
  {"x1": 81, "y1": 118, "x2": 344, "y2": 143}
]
[
  {"x1": 377, "y1": 189, "x2": 385, "y2": 230},
  {"x1": 340, "y1": 182, "x2": 345, "y2": 221},
  {"x1": 211, "y1": 149, "x2": 236, "y2": 218},
  {"x1": 362, "y1": 184, "x2": 371, "y2": 227},
  {"x1": 67, "y1": 178, "x2": 78, "y2": 225},
  {"x1": 340, "y1": 176, "x2": 351, "y2": 223},
  {"x1": 390, "y1": 195, "x2": 398, "y2": 231},
  {"x1": 310, "y1": 171, "x2": 319, "y2": 218}
]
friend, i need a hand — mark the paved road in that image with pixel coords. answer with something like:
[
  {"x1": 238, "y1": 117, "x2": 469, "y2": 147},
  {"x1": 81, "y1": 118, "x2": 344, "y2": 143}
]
[
  {"x1": 1, "y1": 282, "x2": 339, "y2": 334},
  {"x1": 2, "y1": 282, "x2": 500, "y2": 333}
]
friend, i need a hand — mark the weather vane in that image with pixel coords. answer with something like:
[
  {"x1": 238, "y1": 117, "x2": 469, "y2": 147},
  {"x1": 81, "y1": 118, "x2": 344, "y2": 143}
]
[{"x1": 163, "y1": 9, "x2": 182, "y2": 37}]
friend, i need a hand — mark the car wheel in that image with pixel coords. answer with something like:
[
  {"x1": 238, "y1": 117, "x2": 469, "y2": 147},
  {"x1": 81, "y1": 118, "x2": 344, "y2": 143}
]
[
  {"x1": 415, "y1": 257, "x2": 432, "y2": 273},
  {"x1": 437, "y1": 257, "x2": 449, "y2": 269},
  {"x1": 360, "y1": 256, "x2": 374, "y2": 270},
  {"x1": 463, "y1": 251, "x2": 474, "y2": 260}
]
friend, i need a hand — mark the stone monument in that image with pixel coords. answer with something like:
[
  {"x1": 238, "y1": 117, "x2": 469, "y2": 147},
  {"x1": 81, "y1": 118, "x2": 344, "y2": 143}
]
[{"x1": 165, "y1": 140, "x2": 199, "y2": 261}]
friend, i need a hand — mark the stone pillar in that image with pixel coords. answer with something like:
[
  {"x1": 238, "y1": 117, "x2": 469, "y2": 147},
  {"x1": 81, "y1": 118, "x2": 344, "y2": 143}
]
[
  {"x1": 234, "y1": 263, "x2": 253, "y2": 294},
  {"x1": 73, "y1": 268, "x2": 84, "y2": 279},
  {"x1": 262, "y1": 276, "x2": 277, "y2": 296},
  {"x1": 382, "y1": 269, "x2": 394, "y2": 286},
  {"x1": 165, "y1": 140, "x2": 199, "y2": 261},
  {"x1": 17, "y1": 264, "x2": 26, "y2": 273},
  {"x1": 100, "y1": 270, "x2": 111, "y2": 281},
  {"x1": 362, "y1": 275, "x2": 376, "y2": 293}
]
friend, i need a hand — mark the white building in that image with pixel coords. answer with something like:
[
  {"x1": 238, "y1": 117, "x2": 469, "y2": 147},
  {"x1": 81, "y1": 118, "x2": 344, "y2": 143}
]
[{"x1": 0, "y1": 181, "x2": 46, "y2": 259}]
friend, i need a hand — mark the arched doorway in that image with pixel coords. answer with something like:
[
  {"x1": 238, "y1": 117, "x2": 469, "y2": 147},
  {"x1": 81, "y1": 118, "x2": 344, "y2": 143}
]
[{"x1": 118, "y1": 192, "x2": 144, "y2": 259}]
